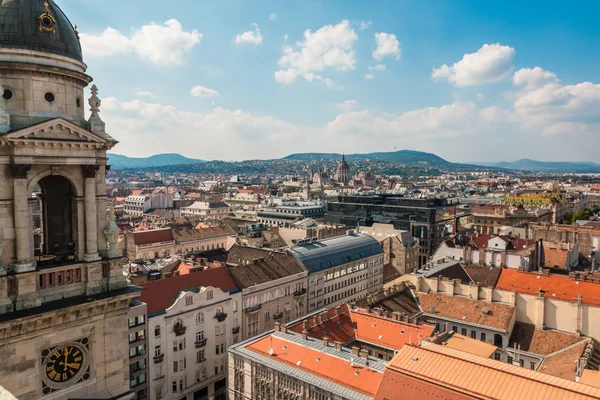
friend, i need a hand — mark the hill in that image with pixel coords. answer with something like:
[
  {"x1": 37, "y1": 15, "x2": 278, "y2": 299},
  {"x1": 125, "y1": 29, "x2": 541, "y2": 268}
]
[
  {"x1": 474, "y1": 159, "x2": 600, "y2": 173},
  {"x1": 108, "y1": 153, "x2": 203, "y2": 169},
  {"x1": 283, "y1": 150, "x2": 450, "y2": 165}
]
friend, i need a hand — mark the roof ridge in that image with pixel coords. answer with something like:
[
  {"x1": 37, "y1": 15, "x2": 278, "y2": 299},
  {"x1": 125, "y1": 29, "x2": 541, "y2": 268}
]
[{"x1": 398, "y1": 344, "x2": 600, "y2": 397}]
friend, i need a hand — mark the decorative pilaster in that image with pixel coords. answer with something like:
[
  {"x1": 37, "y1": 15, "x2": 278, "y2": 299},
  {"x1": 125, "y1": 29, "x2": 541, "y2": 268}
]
[
  {"x1": 82, "y1": 165, "x2": 101, "y2": 262},
  {"x1": 11, "y1": 164, "x2": 33, "y2": 272}
]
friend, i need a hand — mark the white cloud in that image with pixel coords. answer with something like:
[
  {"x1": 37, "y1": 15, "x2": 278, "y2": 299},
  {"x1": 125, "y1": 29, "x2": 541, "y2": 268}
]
[
  {"x1": 359, "y1": 21, "x2": 372, "y2": 30},
  {"x1": 338, "y1": 100, "x2": 357, "y2": 112},
  {"x1": 369, "y1": 64, "x2": 386, "y2": 71},
  {"x1": 432, "y1": 43, "x2": 515, "y2": 86},
  {"x1": 275, "y1": 20, "x2": 358, "y2": 87},
  {"x1": 283, "y1": 34, "x2": 288, "y2": 42},
  {"x1": 80, "y1": 20, "x2": 201, "y2": 65},
  {"x1": 373, "y1": 32, "x2": 400, "y2": 61},
  {"x1": 136, "y1": 91, "x2": 154, "y2": 97},
  {"x1": 235, "y1": 23, "x2": 263, "y2": 45},
  {"x1": 364, "y1": 74, "x2": 374, "y2": 80},
  {"x1": 102, "y1": 97, "x2": 308, "y2": 160},
  {"x1": 542, "y1": 122, "x2": 592, "y2": 137},
  {"x1": 326, "y1": 102, "x2": 482, "y2": 139},
  {"x1": 513, "y1": 67, "x2": 559, "y2": 90},
  {"x1": 190, "y1": 85, "x2": 220, "y2": 97},
  {"x1": 269, "y1": 13, "x2": 277, "y2": 21},
  {"x1": 476, "y1": 93, "x2": 484, "y2": 101}
]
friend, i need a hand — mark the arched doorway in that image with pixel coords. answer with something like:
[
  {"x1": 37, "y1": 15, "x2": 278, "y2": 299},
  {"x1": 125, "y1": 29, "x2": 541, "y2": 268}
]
[{"x1": 34, "y1": 175, "x2": 78, "y2": 265}]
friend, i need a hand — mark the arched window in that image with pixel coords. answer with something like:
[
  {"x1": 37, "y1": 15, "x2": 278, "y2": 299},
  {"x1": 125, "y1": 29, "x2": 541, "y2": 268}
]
[
  {"x1": 494, "y1": 334, "x2": 503, "y2": 347},
  {"x1": 197, "y1": 312, "x2": 204, "y2": 324}
]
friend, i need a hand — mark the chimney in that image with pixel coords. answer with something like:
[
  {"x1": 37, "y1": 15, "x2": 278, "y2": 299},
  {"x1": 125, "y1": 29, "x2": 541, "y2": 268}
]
[
  {"x1": 274, "y1": 322, "x2": 281, "y2": 332},
  {"x1": 352, "y1": 346, "x2": 360, "y2": 356},
  {"x1": 334, "y1": 341, "x2": 343, "y2": 351},
  {"x1": 302, "y1": 331, "x2": 308, "y2": 340},
  {"x1": 322, "y1": 336, "x2": 329, "y2": 347},
  {"x1": 303, "y1": 319, "x2": 309, "y2": 330},
  {"x1": 315, "y1": 314, "x2": 322, "y2": 324},
  {"x1": 281, "y1": 324, "x2": 288, "y2": 334},
  {"x1": 359, "y1": 349, "x2": 369, "y2": 358}
]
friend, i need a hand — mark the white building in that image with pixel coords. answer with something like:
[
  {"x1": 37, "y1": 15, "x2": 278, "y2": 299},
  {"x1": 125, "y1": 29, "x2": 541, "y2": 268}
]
[
  {"x1": 140, "y1": 268, "x2": 241, "y2": 400},
  {"x1": 181, "y1": 201, "x2": 232, "y2": 220},
  {"x1": 257, "y1": 198, "x2": 327, "y2": 227},
  {"x1": 125, "y1": 193, "x2": 174, "y2": 217},
  {"x1": 287, "y1": 232, "x2": 385, "y2": 312}
]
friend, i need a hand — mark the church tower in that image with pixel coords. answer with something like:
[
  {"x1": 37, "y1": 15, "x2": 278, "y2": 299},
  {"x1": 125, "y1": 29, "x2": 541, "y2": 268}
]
[{"x1": 0, "y1": 1, "x2": 141, "y2": 399}]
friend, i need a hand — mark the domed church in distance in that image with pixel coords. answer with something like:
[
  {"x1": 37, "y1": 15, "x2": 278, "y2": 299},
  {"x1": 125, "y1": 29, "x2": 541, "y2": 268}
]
[{"x1": 0, "y1": 1, "x2": 142, "y2": 399}]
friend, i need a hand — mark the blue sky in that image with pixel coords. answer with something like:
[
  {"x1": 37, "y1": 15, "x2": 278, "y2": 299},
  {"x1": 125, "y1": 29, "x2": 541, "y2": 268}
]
[{"x1": 61, "y1": 0, "x2": 600, "y2": 162}]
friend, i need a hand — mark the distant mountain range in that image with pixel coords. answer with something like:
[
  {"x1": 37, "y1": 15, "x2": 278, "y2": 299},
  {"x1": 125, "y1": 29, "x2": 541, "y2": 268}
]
[
  {"x1": 108, "y1": 153, "x2": 203, "y2": 169},
  {"x1": 107, "y1": 151, "x2": 598, "y2": 174},
  {"x1": 474, "y1": 159, "x2": 600, "y2": 173},
  {"x1": 283, "y1": 150, "x2": 450, "y2": 165}
]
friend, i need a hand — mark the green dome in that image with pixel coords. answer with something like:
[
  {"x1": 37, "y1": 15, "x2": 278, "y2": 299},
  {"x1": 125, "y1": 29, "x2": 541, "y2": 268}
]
[{"x1": 0, "y1": 0, "x2": 82, "y2": 61}]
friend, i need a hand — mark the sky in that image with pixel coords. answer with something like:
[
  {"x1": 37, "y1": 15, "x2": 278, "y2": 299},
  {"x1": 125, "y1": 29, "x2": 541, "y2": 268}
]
[{"x1": 60, "y1": 0, "x2": 600, "y2": 163}]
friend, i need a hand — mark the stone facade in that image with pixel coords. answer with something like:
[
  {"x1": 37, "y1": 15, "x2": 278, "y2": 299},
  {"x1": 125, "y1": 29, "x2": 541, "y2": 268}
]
[{"x1": 0, "y1": 1, "x2": 142, "y2": 398}]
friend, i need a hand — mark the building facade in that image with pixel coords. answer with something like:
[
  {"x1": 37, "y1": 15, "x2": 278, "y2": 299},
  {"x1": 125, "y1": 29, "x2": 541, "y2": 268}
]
[
  {"x1": 325, "y1": 195, "x2": 460, "y2": 266},
  {"x1": 288, "y1": 233, "x2": 385, "y2": 312},
  {"x1": 139, "y1": 268, "x2": 241, "y2": 400},
  {"x1": 128, "y1": 299, "x2": 149, "y2": 400},
  {"x1": 0, "y1": 1, "x2": 141, "y2": 398},
  {"x1": 181, "y1": 202, "x2": 232, "y2": 221},
  {"x1": 226, "y1": 245, "x2": 308, "y2": 340},
  {"x1": 125, "y1": 193, "x2": 173, "y2": 217},
  {"x1": 257, "y1": 199, "x2": 327, "y2": 227}
]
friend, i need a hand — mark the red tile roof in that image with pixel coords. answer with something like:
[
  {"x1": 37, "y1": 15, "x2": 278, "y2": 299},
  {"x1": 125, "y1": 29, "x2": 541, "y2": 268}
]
[
  {"x1": 288, "y1": 305, "x2": 434, "y2": 350},
  {"x1": 139, "y1": 266, "x2": 238, "y2": 315},
  {"x1": 497, "y1": 269, "x2": 600, "y2": 306},
  {"x1": 133, "y1": 228, "x2": 174, "y2": 246},
  {"x1": 247, "y1": 335, "x2": 383, "y2": 397}
]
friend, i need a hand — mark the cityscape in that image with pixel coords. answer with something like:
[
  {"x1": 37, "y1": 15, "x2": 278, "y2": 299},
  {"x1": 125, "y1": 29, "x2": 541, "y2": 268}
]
[{"x1": 1, "y1": 1, "x2": 600, "y2": 400}]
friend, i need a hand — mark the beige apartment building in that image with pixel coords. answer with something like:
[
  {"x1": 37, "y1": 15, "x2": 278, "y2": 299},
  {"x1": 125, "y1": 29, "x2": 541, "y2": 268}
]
[{"x1": 226, "y1": 245, "x2": 308, "y2": 340}]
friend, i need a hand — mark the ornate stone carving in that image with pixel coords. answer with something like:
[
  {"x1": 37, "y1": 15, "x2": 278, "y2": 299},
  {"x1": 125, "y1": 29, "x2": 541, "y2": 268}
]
[
  {"x1": 51, "y1": 165, "x2": 61, "y2": 175},
  {"x1": 81, "y1": 165, "x2": 99, "y2": 179},
  {"x1": 103, "y1": 205, "x2": 122, "y2": 259},
  {"x1": 88, "y1": 85, "x2": 106, "y2": 136},
  {"x1": 10, "y1": 163, "x2": 31, "y2": 179}
]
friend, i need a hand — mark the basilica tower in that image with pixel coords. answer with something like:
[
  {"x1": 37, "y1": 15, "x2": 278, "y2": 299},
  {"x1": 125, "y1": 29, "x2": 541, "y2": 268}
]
[{"x1": 0, "y1": 1, "x2": 141, "y2": 399}]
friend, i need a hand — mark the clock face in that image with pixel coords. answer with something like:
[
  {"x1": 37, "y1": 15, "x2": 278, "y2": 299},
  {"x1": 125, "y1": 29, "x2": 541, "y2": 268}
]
[
  {"x1": 41, "y1": 338, "x2": 91, "y2": 395},
  {"x1": 45, "y1": 346, "x2": 84, "y2": 382}
]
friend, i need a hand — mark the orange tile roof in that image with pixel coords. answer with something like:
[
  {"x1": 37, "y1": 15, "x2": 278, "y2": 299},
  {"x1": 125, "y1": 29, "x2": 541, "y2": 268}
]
[
  {"x1": 377, "y1": 343, "x2": 600, "y2": 400},
  {"x1": 247, "y1": 335, "x2": 383, "y2": 397},
  {"x1": 351, "y1": 308, "x2": 434, "y2": 350},
  {"x1": 538, "y1": 340, "x2": 589, "y2": 381},
  {"x1": 174, "y1": 263, "x2": 194, "y2": 275},
  {"x1": 497, "y1": 269, "x2": 600, "y2": 306}
]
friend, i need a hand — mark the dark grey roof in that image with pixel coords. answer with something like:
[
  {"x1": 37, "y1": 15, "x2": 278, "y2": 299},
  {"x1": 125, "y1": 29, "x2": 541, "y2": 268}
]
[
  {"x1": 0, "y1": 0, "x2": 82, "y2": 61},
  {"x1": 287, "y1": 233, "x2": 382, "y2": 274}
]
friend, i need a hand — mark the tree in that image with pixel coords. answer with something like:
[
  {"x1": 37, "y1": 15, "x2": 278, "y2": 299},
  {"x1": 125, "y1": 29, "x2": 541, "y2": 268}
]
[{"x1": 562, "y1": 212, "x2": 574, "y2": 225}]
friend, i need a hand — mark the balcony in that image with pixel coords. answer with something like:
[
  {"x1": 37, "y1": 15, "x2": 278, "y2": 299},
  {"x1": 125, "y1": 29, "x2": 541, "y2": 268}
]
[
  {"x1": 245, "y1": 304, "x2": 262, "y2": 314},
  {"x1": 129, "y1": 335, "x2": 145, "y2": 344},
  {"x1": 174, "y1": 323, "x2": 186, "y2": 336},
  {"x1": 214, "y1": 311, "x2": 228, "y2": 322},
  {"x1": 153, "y1": 354, "x2": 164, "y2": 364},
  {"x1": 195, "y1": 338, "x2": 207, "y2": 348},
  {"x1": 294, "y1": 288, "x2": 307, "y2": 298},
  {"x1": 232, "y1": 326, "x2": 240, "y2": 334},
  {"x1": 196, "y1": 357, "x2": 207, "y2": 364},
  {"x1": 273, "y1": 312, "x2": 283, "y2": 320},
  {"x1": 153, "y1": 374, "x2": 165, "y2": 381}
]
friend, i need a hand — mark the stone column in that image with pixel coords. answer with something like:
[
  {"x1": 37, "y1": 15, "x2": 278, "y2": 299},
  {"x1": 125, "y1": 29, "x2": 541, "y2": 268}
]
[
  {"x1": 76, "y1": 197, "x2": 85, "y2": 261},
  {"x1": 12, "y1": 164, "x2": 33, "y2": 273},
  {"x1": 82, "y1": 165, "x2": 101, "y2": 262}
]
